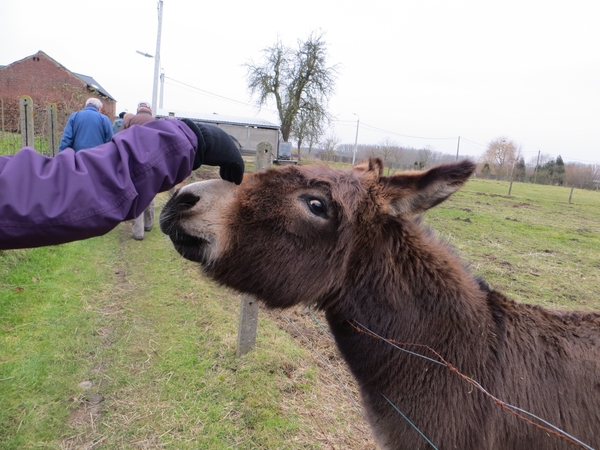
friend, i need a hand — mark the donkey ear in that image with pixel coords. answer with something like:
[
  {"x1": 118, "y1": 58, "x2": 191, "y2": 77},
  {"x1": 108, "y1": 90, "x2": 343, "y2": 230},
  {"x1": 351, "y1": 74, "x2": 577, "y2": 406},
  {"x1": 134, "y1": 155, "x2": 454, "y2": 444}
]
[
  {"x1": 381, "y1": 160, "x2": 476, "y2": 216},
  {"x1": 354, "y1": 157, "x2": 384, "y2": 176}
]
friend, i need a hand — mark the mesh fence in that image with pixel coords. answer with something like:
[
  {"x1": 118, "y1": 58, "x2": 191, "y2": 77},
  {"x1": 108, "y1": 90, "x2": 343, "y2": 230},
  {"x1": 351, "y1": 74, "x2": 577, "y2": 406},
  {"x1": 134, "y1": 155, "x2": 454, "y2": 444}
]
[{"x1": 1, "y1": 99, "x2": 74, "y2": 157}]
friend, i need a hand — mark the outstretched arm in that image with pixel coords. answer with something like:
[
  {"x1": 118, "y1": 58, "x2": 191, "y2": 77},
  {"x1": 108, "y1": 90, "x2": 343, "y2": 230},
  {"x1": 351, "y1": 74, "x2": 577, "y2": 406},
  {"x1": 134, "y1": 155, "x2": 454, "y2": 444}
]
[{"x1": 1, "y1": 119, "x2": 198, "y2": 250}]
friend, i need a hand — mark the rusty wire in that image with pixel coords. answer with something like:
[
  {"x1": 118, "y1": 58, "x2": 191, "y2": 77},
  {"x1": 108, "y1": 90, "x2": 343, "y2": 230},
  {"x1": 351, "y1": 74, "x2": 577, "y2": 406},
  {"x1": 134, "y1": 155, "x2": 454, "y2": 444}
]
[{"x1": 348, "y1": 319, "x2": 594, "y2": 450}]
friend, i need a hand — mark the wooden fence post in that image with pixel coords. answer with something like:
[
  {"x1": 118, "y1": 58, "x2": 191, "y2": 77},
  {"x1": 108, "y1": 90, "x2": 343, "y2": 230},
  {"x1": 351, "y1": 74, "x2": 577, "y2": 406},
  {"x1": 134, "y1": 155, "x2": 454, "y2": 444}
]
[
  {"x1": 568, "y1": 186, "x2": 574, "y2": 203},
  {"x1": 47, "y1": 103, "x2": 59, "y2": 156},
  {"x1": 236, "y1": 140, "x2": 275, "y2": 356},
  {"x1": 20, "y1": 96, "x2": 34, "y2": 148}
]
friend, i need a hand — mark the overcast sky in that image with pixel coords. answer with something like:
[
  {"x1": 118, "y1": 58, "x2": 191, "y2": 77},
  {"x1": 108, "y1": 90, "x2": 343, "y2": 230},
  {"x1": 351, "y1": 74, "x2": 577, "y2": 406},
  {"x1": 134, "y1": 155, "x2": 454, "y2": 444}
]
[{"x1": 1, "y1": 0, "x2": 598, "y2": 164}]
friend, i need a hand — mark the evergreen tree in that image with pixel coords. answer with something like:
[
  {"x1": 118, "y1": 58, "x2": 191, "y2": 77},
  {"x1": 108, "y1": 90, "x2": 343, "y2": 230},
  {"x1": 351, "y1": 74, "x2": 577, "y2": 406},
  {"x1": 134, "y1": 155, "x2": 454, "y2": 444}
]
[
  {"x1": 482, "y1": 163, "x2": 491, "y2": 179},
  {"x1": 554, "y1": 155, "x2": 566, "y2": 185},
  {"x1": 514, "y1": 157, "x2": 526, "y2": 182}
]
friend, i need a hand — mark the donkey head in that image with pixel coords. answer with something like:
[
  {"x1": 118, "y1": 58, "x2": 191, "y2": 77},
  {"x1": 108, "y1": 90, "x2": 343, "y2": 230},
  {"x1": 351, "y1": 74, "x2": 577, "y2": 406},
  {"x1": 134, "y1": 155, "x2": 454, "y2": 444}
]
[{"x1": 160, "y1": 158, "x2": 475, "y2": 308}]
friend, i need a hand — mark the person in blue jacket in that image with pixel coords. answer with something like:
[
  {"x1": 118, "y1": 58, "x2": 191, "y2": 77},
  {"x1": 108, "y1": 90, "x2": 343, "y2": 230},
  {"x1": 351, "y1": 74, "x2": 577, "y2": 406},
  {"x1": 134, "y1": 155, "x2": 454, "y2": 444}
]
[
  {"x1": 112, "y1": 111, "x2": 126, "y2": 134},
  {"x1": 0, "y1": 118, "x2": 244, "y2": 250},
  {"x1": 59, "y1": 98, "x2": 114, "y2": 152}
]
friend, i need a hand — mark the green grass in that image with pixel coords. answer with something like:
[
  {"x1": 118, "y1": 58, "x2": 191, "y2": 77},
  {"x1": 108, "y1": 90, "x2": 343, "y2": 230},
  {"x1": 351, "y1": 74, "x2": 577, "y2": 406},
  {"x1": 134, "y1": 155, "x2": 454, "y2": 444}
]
[
  {"x1": 0, "y1": 132, "x2": 23, "y2": 155},
  {"x1": 426, "y1": 178, "x2": 600, "y2": 309},
  {"x1": 0, "y1": 132, "x2": 52, "y2": 156},
  {"x1": 0, "y1": 206, "x2": 328, "y2": 449},
  {"x1": 1, "y1": 175, "x2": 599, "y2": 448},
  {"x1": 0, "y1": 132, "x2": 48, "y2": 155},
  {"x1": 0, "y1": 239, "x2": 116, "y2": 448}
]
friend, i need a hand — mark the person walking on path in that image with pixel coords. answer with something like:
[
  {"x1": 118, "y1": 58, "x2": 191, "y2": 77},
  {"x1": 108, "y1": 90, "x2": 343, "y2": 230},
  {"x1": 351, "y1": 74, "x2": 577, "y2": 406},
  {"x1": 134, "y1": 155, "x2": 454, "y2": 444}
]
[
  {"x1": 122, "y1": 101, "x2": 154, "y2": 129},
  {"x1": 112, "y1": 111, "x2": 126, "y2": 134},
  {"x1": 121, "y1": 101, "x2": 157, "y2": 240},
  {"x1": 59, "y1": 98, "x2": 113, "y2": 152}
]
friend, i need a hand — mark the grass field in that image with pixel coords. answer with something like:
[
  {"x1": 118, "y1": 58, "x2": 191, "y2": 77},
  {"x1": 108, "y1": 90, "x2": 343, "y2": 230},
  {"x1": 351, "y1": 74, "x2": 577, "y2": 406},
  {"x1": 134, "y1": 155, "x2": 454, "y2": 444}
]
[
  {"x1": 1, "y1": 169, "x2": 599, "y2": 449},
  {"x1": 429, "y1": 178, "x2": 600, "y2": 310}
]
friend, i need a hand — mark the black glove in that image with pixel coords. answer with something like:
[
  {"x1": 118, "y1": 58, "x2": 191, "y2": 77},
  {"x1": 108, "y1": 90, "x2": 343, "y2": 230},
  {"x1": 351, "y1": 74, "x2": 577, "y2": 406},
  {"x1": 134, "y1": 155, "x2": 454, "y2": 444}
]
[{"x1": 180, "y1": 118, "x2": 245, "y2": 185}]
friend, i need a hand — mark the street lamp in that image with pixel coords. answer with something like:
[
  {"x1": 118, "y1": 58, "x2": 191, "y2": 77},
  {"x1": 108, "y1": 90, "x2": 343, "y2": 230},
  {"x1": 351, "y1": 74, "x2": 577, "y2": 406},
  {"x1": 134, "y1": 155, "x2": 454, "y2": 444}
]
[
  {"x1": 136, "y1": 50, "x2": 165, "y2": 112},
  {"x1": 352, "y1": 113, "x2": 360, "y2": 166},
  {"x1": 152, "y1": 0, "x2": 164, "y2": 115},
  {"x1": 136, "y1": 50, "x2": 153, "y2": 58},
  {"x1": 134, "y1": 0, "x2": 163, "y2": 115},
  {"x1": 136, "y1": 50, "x2": 159, "y2": 113}
]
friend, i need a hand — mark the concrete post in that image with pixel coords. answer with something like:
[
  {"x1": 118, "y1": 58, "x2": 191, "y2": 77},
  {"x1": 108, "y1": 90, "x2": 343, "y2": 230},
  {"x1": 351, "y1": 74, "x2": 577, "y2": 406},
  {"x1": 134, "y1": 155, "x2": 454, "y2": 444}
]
[
  {"x1": 19, "y1": 96, "x2": 34, "y2": 148},
  {"x1": 255, "y1": 140, "x2": 274, "y2": 169},
  {"x1": 236, "y1": 140, "x2": 275, "y2": 356},
  {"x1": 47, "y1": 103, "x2": 59, "y2": 156},
  {"x1": 236, "y1": 294, "x2": 259, "y2": 357}
]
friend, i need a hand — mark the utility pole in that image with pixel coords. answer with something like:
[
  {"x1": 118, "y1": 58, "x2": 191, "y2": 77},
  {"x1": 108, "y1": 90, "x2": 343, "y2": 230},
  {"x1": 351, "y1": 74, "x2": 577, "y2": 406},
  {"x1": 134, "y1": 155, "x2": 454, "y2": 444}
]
[
  {"x1": 534, "y1": 149, "x2": 540, "y2": 184},
  {"x1": 159, "y1": 70, "x2": 165, "y2": 109},
  {"x1": 352, "y1": 113, "x2": 360, "y2": 166},
  {"x1": 152, "y1": 0, "x2": 164, "y2": 115},
  {"x1": 455, "y1": 136, "x2": 461, "y2": 160}
]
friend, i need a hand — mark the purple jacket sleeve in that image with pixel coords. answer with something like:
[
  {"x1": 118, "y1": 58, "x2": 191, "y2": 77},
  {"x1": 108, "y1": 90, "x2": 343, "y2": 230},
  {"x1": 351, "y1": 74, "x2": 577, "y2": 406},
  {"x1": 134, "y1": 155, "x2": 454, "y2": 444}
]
[{"x1": 0, "y1": 119, "x2": 197, "y2": 250}]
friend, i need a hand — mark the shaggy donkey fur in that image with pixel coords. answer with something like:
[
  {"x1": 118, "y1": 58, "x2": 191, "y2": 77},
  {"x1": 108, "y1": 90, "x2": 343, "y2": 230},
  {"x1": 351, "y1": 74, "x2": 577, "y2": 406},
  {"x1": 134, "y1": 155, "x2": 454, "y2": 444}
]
[{"x1": 160, "y1": 159, "x2": 600, "y2": 450}]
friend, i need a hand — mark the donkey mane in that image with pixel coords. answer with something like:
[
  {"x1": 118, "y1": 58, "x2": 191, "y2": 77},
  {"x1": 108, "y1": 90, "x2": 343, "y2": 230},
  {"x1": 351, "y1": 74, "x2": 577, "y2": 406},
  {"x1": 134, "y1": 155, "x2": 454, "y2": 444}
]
[{"x1": 160, "y1": 158, "x2": 600, "y2": 450}]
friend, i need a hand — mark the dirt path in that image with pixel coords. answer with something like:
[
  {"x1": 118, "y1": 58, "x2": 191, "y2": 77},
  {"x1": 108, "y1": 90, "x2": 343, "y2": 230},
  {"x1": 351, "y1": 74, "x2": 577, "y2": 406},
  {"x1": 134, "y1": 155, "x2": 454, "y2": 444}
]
[{"x1": 61, "y1": 225, "x2": 137, "y2": 450}]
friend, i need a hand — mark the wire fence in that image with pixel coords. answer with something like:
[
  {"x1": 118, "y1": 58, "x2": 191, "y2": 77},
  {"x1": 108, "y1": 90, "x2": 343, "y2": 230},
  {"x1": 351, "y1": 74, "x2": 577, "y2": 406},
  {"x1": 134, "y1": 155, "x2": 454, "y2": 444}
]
[
  {"x1": 0, "y1": 96, "x2": 72, "y2": 157},
  {"x1": 348, "y1": 319, "x2": 594, "y2": 450},
  {"x1": 274, "y1": 304, "x2": 594, "y2": 450},
  {"x1": 268, "y1": 306, "x2": 374, "y2": 449}
]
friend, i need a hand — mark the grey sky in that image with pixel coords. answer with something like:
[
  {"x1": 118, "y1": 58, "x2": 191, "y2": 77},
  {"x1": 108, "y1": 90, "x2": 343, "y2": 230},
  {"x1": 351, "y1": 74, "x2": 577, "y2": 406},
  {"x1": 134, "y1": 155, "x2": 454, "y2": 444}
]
[{"x1": 1, "y1": 0, "x2": 598, "y2": 164}]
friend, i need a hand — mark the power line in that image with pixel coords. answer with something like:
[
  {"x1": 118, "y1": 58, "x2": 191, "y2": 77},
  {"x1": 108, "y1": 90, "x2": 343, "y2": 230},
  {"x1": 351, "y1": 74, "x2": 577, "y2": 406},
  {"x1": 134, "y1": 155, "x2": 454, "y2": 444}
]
[
  {"x1": 359, "y1": 124, "x2": 598, "y2": 163},
  {"x1": 164, "y1": 76, "x2": 278, "y2": 113},
  {"x1": 164, "y1": 76, "x2": 253, "y2": 107},
  {"x1": 163, "y1": 77, "x2": 600, "y2": 164},
  {"x1": 460, "y1": 137, "x2": 487, "y2": 148},
  {"x1": 332, "y1": 118, "x2": 457, "y2": 141},
  {"x1": 359, "y1": 122, "x2": 457, "y2": 141}
]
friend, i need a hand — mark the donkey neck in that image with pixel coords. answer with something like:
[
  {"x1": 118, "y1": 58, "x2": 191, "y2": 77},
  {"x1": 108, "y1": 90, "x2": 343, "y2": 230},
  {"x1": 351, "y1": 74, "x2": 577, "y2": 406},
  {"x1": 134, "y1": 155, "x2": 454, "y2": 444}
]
[{"x1": 329, "y1": 221, "x2": 494, "y2": 368}]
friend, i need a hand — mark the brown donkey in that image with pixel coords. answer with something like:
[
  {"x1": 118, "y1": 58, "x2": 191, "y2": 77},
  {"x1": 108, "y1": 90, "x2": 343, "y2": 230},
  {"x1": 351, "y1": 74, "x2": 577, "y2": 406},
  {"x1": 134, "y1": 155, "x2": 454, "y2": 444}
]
[{"x1": 160, "y1": 159, "x2": 600, "y2": 450}]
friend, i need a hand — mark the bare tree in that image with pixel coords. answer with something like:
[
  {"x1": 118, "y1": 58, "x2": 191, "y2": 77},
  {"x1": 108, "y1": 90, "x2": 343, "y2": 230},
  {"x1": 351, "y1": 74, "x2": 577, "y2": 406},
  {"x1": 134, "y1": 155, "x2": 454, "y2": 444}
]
[
  {"x1": 391, "y1": 146, "x2": 404, "y2": 171},
  {"x1": 245, "y1": 31, "x2": 338, "y2": 144},
  {"x1": 481, "y1": 137, "x2": 521, "y2": 180},
  {"x1": 565, "y1": 163, "x2": 600, "y2": 189},
  {"x1": 291, "y1": 100, "x2": 330, "y2": 161},
  {"x1": 319, "y1": 134, "x2": 340, "y2": 162},
  {"x1": 376, "y1": 138, "x2": 401, "y2": 175},
  {"x1": 417, "y1": 146, "x2": 435, "y2": 168},
  {"x1": 305, "y1": 126, "x2": 322, "y2": 157}
]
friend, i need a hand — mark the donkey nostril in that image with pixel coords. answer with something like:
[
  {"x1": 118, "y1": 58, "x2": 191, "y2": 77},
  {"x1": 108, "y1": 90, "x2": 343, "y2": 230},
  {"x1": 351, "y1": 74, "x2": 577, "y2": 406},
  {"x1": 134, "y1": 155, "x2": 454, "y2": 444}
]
[
  {"x1": 159, "y1": 191, "x2": 201, "y2": 235},
  {"x1": 176, "y1": 192, "x2": 200, "y2": 209}
]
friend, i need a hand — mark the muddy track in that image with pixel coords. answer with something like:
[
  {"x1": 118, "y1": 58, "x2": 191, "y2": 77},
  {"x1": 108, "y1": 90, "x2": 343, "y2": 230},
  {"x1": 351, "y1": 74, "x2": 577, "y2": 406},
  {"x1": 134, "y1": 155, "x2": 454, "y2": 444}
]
[{"x1": 61, "y1": 225, "x2": 134, "y2": 450}]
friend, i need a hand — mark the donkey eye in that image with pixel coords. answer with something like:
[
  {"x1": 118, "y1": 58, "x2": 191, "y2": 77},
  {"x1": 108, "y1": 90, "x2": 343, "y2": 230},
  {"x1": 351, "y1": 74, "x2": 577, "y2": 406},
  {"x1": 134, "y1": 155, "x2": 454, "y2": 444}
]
[{"x1": 306, "y1": 198, "x2": 327, "y2": 217}]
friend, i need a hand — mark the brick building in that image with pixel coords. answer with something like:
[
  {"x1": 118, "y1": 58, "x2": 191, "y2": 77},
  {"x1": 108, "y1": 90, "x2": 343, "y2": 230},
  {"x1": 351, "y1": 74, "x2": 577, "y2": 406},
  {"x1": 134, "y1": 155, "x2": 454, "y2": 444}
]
[{"x1": 0, "y1": 50, "x2": 116, "y2": 133}]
